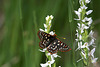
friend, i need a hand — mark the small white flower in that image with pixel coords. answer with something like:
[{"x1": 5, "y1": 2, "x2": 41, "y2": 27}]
[
  {"x1": 47, "y1": 53, "x2": 61, "y2": 58},
  {"x1": 85, "y1": 0, "x2": 91, "y2": 3},
  {"x1": 52, "y1": 53, "x2": 61, "y2": 58},
  {"x1": 74, "y1": 10, "x2": 80, "y2": 18},
  {"x1": 40, "y1": 60, "x2": 55, "y2": 67},
  {"x1": 75, "y1": 39, "x2": 78, "y2": 42},
  {"x1": 82, "y1": 24, "x2": 89, "y2": 29},
  {"x1": 81, "y1": 42, "x2": 89, "y2": 50},
  {"x1": 91, "y1": 58, "x2": 98, "y2": 63},
  {"x1": 81, "y1": 5, "x2": 88, "y2": 9},
  {"x1": 75, "y1": 41, "x2": 82, "y2": 51},
  {"x1": 88, "y1": 19, "x2": 92, "y2": 26},
  {"x1": 89, "y1": 30, "x2": 95, "y2": 39},
  {"x1": 89, "y1": 39, "x2": 95, "y2": 46},
  {"x1": 89, "y1": 48, "x2": 95, "y2": 58},
  {"x1": 78, "y1": 23, "x2": 89, "y2": 33},
  {"x1": 82, "y1": 17, "x2": 92, "y2": 23},
  {"x1": 85, "y1": 17, "x2": 92, "y2": 22},
  {"x1": 88, "y1": 48, "x2": 98, "y2": 63},
  {"x1": 74, "y1": 8, "x2": 82, "y2": 19},
  {"x1": 49, "y1": 31, "x2": 55, "y2": 35},
  {"x1": 46, "y1": 15, "x2": 49, "y2": 21},
  {"x1": 44, "y1": 24, "x2": 47, "y2": 28},
  {"x1": 50, "y1": 15, "x2": 53, "y2": 19},
  {"x1": 40, "y1": 53, "x2": 57, "y2": 67},
  {"x1": 39, "y1": 48, "x2": 47, "y2": 52},
  {"x1": 86, "y1": 10, "x2": 93, "y2": 15},
  {"x1": 40, "y1": 28, "x2": 44, "y2": 31}
]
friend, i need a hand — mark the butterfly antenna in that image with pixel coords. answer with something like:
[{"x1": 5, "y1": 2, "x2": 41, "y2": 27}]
[
  {"x1": 53, "y1": 30, "x2": 66, "y2": 39},
  {"x1": 57, "y1": 36, "x2": 66, "y2": 40}
]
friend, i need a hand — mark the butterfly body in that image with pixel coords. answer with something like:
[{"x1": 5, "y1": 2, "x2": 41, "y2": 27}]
[{"x1": 37, "y1": 31, "x2": 71, "y2": 54}]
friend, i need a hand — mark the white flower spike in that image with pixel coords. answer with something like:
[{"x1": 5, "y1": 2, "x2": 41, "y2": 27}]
[{"x1": 75, "y1": 0, "x2": 97, "y2": 64}]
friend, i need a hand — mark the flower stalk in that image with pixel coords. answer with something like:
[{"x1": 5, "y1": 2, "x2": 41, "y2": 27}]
[
  {"x1": 75, "y1": 0, "x2": 98, "y2": 66},
  {"x1": 39, "y1": 15, "x2": 61, "y2": 67}
]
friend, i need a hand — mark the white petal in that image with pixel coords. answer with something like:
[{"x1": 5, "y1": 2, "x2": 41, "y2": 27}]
[
  {"x1": 85, "y1": 0, "x2": 91, "y2": 3},
  {"x1": 82, "y1": 19, "x2": 86, "y2": 22},
  {"x1": 40, "y1": 63, "x2": 48, "y2": 67},
  {"x1": 75, "y1": 39, "x2": 78, "y2": 42},
  {"x1": 86, "y1": 10, "x2": 93, "y2": 15},
  {"x1": 81, "y1": 5, "x2": 88, "y2": 9},
  {"x1": 85, "y1": 17, "x2": 92, "y2": 22},
  {"x1": 81, "y1": 51, "x2": 86, "y2": 59},
  {"x1": 49, "y1": 31, "x2": 55, "y2": 35},
  {"x1": 84, "y1": 25, "x2": 89, "y2": 29},
  {"x1": 77, "y1": 23, "x2": 81, "y2": 27},
  {"x1": 45, "y1": 29, "x2": 47, "y2": 32},
  {"x1": 79, "y1": 0, "x2": 82, "y2": 4},
  {"x1": 78, "y1": 8, "x2": 82, "y2": 12},
  {"x1": 88, "y1": 30, "x2": 95, "y2": 39},
  {"x1": 40, "y1": 28, "x2": 44, "y2": 31},
  {"x1": 81, "y1": 29, "x2": 84, "y2": 33},
  {"x1": 89, "y1": 39, "x2": 95, "y2": 46},
  {"x1": 89, "y1": 48, "x2": 95, "y2": 58},
  {"x1": 79, "y1": 35, "x2": 82, "y2": 40},
  {"x1": 77, "y1": 58, "x2": 83, "y2": 62},
  {"x1": 49, "y1": 20, "x2": 51, "y2": 24},
  {"x1": 76, "y1": 29, "x2": 78, "y2": 32},
  {"x1": 52, "y1": 53, "x2": 61, "y2": 58},
  {"x1": 39, "y1": 48, "x2": 47, "y2": 52},
  {"x1": 74, "y1": 10, "x2": 81, "y2": 19},
  {"x1": 40, "y1": 59, "x2": 55, "y2": 67},
  {"x1": 81, "y1": 42, "x2": 88, "y2": 48},
  {"x1": 44, "y1": 24, "x2": 47, "y2": 28},
  {"x1": 50, "y1": 15, "x2": 53, "y2": 19},
  {"x1": 89, "y1": 30, "x2": 93, "y2": 36},
  {"x1": 91, "y1": 58, "x2": 98, "y2": 63},
  {"x1": 47, "y1": 53, "x2": 51, "y2": 56},
  {"x1": 74, "y1": 11, "x2": 79, "y2": 15},
  {"x1": 46, "y1": 15, "x2": 49, "y2": 20},
  {"x1": 88, "y1": 19, "x2": 92, "y2": 26},
  {"x1": 78, "y1": 42, "x2": 82, "y2": 49}
]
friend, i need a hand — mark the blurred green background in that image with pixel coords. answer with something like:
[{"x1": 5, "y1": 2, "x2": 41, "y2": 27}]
[{"x1": 0, "y1": 0, "x2": 100, "y2": 67}]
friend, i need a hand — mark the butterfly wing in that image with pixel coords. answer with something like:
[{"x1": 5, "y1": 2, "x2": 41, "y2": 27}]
[
  {"x1": 58, "y1": 40, "x2": 71, "y2": 52},
  {"x1": 47, "y1": 39, "x2": 71, "y2": 54},
  {"x1": 38, "y1": 31, "x2": 56, "y2": 49},
  {"x1": 47, "y1": 39, "x2": 58, "y2": 54}
]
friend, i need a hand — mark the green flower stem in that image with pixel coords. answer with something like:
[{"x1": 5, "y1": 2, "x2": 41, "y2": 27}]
[
  {"x1": 79, "y1": 0, "x2": 89, "y2": 66},
  {"x1": 45, "y1": 15, "x2": 55, "y2": 67}
]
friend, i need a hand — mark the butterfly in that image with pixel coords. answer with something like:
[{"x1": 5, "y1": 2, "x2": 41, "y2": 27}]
[{"x1": 37, "y1": 30, "x2": 71, "y2": 54}]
